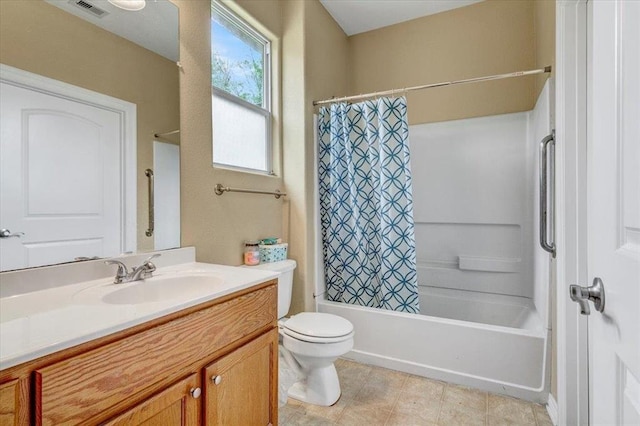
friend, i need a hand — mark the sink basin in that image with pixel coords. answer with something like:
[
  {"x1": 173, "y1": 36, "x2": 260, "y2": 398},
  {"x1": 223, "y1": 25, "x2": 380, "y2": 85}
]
[
  {"x1": 72, "y1": 273, "x2": 225, "y2": 306},
  {"x1": 102, "y1": 274, "x2": 224, "y2": 305}
]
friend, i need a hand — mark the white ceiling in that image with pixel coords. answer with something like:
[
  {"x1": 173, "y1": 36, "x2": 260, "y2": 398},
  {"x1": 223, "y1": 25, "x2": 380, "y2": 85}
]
[
  {"x1": 319, "y1": 0, "x2": 484, "y2": 36},
  {"x1": 45, "y1": 0, "x2": 179, "y2": 62}
]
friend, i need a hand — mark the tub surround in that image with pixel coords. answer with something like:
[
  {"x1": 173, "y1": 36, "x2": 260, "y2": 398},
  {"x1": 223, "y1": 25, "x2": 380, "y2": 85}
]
[{"x1": 314, "y1": 81, "x2": 554, "y2": 404}]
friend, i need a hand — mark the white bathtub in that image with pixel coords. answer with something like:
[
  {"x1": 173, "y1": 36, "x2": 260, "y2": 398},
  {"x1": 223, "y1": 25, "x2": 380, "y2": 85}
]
[{"x1": 317, "y1": 286, "x2": 549, "y2": 403}]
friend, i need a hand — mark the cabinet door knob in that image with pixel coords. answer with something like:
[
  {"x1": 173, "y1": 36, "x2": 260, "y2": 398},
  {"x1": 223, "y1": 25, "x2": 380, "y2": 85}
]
[
  {"x1": 190, "y1": 387, "x2": 201, "y2": 399},
  {"x1": 211, "y1": 375, "x2": 222, "y2": 385}
]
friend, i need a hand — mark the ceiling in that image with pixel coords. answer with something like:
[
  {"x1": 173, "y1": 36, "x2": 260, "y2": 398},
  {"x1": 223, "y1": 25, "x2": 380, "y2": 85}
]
[
  {"x1": 45, "y1": 0, "x2": 179, "y2": 62},
  {"x1": 319, "y1": 0, "x2": 484, "y2": 36}
]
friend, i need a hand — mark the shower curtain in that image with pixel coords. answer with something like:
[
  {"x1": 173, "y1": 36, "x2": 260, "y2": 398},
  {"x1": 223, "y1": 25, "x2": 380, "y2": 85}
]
[{"x1": 317, "y1": 96, "x2": 419, "y2": 314}]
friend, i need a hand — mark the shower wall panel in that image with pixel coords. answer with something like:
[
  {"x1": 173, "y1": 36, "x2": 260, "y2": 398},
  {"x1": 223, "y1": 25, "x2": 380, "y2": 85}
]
[{"x1": 410, "y1": 112, "x2": 534, "y2": 298}]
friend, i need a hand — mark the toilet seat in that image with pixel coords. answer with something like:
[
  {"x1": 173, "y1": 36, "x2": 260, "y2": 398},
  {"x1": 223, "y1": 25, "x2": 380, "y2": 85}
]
[
  {"x1": 282, "y1": 327, "x2": 354, "y2": 344},
  {"x1": 281, "y1": 312, "x2": 354, "y2": 343}
]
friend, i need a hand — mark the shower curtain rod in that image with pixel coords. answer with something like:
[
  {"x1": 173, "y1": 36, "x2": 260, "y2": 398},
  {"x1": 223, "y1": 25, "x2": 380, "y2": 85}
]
[{"x1": 312, "y1": 66, "x2": 551, "y2": 106}]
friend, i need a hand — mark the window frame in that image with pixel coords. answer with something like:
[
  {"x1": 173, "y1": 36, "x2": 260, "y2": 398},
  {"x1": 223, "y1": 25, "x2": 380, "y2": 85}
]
[{"x1": 211, "y1": 0, "x2": 273, "y2": 175}]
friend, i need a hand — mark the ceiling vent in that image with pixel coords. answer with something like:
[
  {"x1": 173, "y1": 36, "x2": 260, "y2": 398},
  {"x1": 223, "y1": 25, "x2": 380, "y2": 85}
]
[{"x1": 69, "y1": 0, "x2": 109, "y2": 18}]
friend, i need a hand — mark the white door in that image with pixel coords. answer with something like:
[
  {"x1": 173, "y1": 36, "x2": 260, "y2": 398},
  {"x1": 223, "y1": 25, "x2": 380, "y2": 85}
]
[
  {"x1": 587, "y1": 0, "x2": 640, "y2": 424},
  {"x1": 0, "y1": 81, "x2": 122, "y2": 271}
]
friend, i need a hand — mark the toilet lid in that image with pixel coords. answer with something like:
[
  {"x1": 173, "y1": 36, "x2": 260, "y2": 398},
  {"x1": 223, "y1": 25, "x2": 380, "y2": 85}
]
[{"x1": 282, "y1": 312, "x2": 354, "y2": 338}]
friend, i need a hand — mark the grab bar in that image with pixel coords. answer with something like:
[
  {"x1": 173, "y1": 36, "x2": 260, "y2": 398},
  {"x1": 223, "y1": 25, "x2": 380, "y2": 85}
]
[
  {"x1": 145, "y1": 169, "x2": 154, "y2": 237},
  {"x1": 539, "y1": 131, "x2": 556, "y2": 257},
  {"x1": 214, "y1": 183, "x2": 286, "y2": 199}
]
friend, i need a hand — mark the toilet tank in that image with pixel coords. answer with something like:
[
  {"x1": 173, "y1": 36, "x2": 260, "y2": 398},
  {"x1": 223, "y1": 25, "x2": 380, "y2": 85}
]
[{"x1": 249, "y1": 260, "x2": 297, "y2": 319}]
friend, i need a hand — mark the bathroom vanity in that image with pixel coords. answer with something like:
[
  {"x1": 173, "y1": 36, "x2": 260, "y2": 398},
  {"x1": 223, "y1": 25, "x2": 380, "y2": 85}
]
[{"x1": 0, "y1": 249, "x2": 279, "y2": 425}]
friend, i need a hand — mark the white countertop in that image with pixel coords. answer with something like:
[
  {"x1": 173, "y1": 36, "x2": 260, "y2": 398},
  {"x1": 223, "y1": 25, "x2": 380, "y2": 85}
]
[{"x1": 0, "y1": 262, "x2": 278, "y2": 370}]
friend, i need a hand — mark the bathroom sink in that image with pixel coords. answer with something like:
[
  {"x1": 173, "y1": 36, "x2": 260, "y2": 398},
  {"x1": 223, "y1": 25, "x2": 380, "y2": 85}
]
[
  {"x1": 102, "y1": 274, "x2": 224, "y2": 305},
  {"x1": 72, "y1": 273, "x2": 225, "y2": 306}
]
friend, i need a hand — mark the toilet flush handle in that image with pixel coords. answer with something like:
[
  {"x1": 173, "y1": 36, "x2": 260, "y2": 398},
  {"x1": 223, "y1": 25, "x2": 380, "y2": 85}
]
[{"x1": 211, "y1": 375, "x2": 222, "y2": 385}]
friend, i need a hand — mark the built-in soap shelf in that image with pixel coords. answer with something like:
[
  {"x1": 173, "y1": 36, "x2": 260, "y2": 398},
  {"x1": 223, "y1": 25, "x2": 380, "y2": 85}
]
[
  {"x1": 417, "y1": 256, "x2": 521, "y2": 273},
  {"x1": 458, "y1": 256, "x2": 521, "y2": 273}
]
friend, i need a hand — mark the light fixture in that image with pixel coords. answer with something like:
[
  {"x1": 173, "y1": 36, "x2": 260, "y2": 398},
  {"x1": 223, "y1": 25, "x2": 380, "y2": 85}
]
[{"x1": 107, "y1": 0, "x2": 146, "y2": 11}]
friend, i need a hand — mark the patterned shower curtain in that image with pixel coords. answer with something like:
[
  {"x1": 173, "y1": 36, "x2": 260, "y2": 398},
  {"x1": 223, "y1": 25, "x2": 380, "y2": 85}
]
[{"x1": 317, "y1": 96, "x2": 419, "y2": 314}]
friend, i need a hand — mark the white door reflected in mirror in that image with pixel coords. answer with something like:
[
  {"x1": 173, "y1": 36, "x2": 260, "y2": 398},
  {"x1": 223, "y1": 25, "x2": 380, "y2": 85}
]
[{"x1": 0, "y1": 66, "x2": 136, "y2": 271}]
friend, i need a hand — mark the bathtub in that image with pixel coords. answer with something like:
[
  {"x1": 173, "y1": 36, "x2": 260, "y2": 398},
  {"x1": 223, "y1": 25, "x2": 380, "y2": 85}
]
[{"x1": 317, "y1": 286, "x2": 549, "y2": 403}]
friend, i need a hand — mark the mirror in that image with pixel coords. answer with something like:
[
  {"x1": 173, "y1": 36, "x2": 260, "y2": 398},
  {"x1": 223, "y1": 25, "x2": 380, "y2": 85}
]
[{"x1": 0, "y1": 0, "x2": 180, "y2": 271}]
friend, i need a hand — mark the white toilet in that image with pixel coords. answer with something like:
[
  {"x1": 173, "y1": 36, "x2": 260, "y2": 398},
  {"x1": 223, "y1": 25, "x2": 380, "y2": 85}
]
[{"x1": 250, "y1": 260, "x2": 354, "y2": 406}]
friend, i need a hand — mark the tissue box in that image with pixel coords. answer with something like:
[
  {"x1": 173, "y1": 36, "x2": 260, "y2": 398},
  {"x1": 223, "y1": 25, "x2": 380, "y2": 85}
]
[{"x1": 259, "y1": 243, "x2": 288, "y2": 263}]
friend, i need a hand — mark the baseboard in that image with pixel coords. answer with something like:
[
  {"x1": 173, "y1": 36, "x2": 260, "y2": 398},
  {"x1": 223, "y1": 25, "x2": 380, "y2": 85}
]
[{"x1": 547, "y1": 393, "x2": 559, "y2": 426}]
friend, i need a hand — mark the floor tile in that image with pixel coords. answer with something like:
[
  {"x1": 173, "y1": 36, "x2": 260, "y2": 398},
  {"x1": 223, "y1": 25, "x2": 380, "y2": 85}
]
[
  {"x1": 532, "y1": 403, "x2": 554, "y2": 426},
  {"x1": 279, "y1": 402, "x2": 304, "y2": 425},
  {"x1": 353, "y1": 381, "x2": 400, "y2": 412},
  {"x1": 401, "y1": 375, "x2": 446, "y2": 399},
  {"x1": 487, "y1": 415, "x2": 527, "y2": 425},
  {"x1": 353, "y1": 366, "x2": 407, "y2": 411},
  {"x1": 442, "y1": 383, "x2": 488, "y2": 412},
  {"x1": 386, "y1": 410, "x2": 439, "y2": 426},
  {"x1": 302, "y1": 395, "x2": 351, "y2": 422},
  {"x1": 392, "y1": 391, "x2": 441, "y2": 424},
  {"x1": 487, "y1": 394, "x2": 536, "y2": 425},
  {"x1": 336, "y1": 358, "x2": 371, "y2": 400},
  {"x1": 363, "y1": 365, "x2": 408, "y2": 389},
  {"x1": 279, "y1": 358, "x2": 550, "y2": 426},
  {"x1": 437, "y1": 403, "x2": 486, "y2": 426},
  {"x1": 285, "y1": 411, "x2": 336, "y2": 426},
  {"x1": 337, "y1": 402, "x2": 391, "y2": 426}
]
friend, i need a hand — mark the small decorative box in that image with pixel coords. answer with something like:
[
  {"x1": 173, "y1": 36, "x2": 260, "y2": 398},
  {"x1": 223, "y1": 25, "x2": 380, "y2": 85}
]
[{"x1": 259, "y1": 243, "x2": 288, "y2": 263}]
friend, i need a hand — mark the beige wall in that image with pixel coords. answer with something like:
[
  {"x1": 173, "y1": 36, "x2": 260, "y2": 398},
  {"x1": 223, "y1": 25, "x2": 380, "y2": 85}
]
[
  {"x1": 348, "y1": 0, "x2": 537, "y2": 125},
  {"x1": 176, "y1": 0, "x2": 284, "y2": 267},
  {"x1": 534, "y1": 0, "x2": 556, "y2": 98},
  {"x1": 284, "y1": 0, "x2": 349, "y2": 314},
  {"x1": 0, "y1": 0, "x2": 180, "y2": 253},
  {"x1": 281, "y1": 0, "x2": 307, "y2": 314},
  {"x1": 176, "y1": 0, "x2": 347, "y2": 314}
]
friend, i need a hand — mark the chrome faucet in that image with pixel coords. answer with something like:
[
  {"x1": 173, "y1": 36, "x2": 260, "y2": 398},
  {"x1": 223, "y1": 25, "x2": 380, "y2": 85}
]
[{"x1": 105, "y1": 254, "x2": 161, "y2": 284}]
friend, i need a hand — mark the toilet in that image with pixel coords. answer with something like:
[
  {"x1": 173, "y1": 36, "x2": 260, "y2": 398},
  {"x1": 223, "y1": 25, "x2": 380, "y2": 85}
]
[{"x1": 250, "y1": 260, "x2": 354, "y2": 406}]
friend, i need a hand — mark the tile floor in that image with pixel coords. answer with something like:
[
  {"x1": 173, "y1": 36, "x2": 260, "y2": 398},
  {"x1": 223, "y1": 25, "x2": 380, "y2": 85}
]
[{"x1": 279, "y1": 359, "x2": 554, "y2": 426}]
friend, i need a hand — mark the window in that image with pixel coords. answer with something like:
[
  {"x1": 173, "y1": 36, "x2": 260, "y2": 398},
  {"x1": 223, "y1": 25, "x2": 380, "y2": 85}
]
[{"x1": 211, "y1": 1, "x2": 272, "y2": 173}]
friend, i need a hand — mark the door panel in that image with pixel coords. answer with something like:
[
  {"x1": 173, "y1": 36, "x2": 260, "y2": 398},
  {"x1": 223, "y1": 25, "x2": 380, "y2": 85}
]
[
  {"x1": 588, "y1": 0, "x2": 640, "y2": 423},
  {"x1": 103, "y1": 374, "x2": 200, "y2": 426},
  {"x1": 204, "y1": 330, "x2": 278, "y2": 426},
  {"x1": 0, "y1": 81, "x2": 122, "y2": 271}
]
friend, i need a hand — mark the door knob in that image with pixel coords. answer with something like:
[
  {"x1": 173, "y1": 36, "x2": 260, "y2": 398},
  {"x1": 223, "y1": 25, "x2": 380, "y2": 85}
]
[
  {"x1": 0, "y1": 228, "x2": 24, "y2": 238},
  {"x1": 570, "y1": 277, "x2": 605, "y2": 315},
  {"x1": 211, "y1": 375, "x2": 222, "y2": 385}
]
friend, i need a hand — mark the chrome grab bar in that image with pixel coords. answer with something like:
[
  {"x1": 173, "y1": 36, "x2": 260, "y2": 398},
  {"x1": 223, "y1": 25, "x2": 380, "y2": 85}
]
[
  {"x1": 539, "y1": 131, "x2": 556, "y2": 257},
  {"x1": 145, "y1": 169, "x2": 154, "y2": 237}
]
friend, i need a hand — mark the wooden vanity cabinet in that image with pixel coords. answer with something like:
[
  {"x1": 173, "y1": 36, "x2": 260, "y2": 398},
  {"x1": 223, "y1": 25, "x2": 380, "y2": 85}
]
[
  {"x1": 103, "y1": 374, "x2": 201, "y2": 425},
  {"x1": 0, "y1": 379, "x2": 28, "y2": 425},
  {"x1": 204, "y1": 329, "x2": 278, "y2": 426},
  {"x1": 0, "y1": 281, "x2": 278, "y2": 426}
]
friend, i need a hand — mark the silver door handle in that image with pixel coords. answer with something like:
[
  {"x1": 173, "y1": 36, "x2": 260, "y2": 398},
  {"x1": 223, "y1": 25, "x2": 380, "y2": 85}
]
[
  {"x1": 0, "y1": 228, "x2": 24, "y2": 238},
  {"x1": 570, "y1": 277, "x2": 605, "y2": 315}
]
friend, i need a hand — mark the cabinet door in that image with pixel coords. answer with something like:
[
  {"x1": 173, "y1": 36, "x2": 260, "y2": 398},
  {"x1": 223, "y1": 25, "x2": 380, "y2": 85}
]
[
  {"x1": 0, "y1": 379, "x2": 28, "y2": 426},
  {"x1": 204, "y1": 329, "x2": 278, "y2": 426},
  {"x1": 103, "y1": 374, "x2": 200, "y2": 426}
]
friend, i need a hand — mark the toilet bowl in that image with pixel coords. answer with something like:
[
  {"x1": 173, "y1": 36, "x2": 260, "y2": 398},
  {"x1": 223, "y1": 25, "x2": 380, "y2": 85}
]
[
  {"x1": 280, "y1": 312, "x2": 354, "y2": 406},
  {"x1": 247, "y1": 260, "x2": 354, "y2": 406}
]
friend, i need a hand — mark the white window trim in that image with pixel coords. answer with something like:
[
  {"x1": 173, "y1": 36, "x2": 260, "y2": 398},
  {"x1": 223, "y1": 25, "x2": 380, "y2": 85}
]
[{"x1": 211, "y1": 0, "x2": 273, "y2": 175}]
